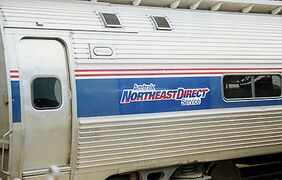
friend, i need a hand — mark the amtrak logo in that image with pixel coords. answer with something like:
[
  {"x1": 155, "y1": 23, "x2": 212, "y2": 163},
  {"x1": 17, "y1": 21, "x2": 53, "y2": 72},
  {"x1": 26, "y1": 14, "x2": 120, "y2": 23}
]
[{"x1": 120, "y1": 83, "x2": 210, "y2": 106}]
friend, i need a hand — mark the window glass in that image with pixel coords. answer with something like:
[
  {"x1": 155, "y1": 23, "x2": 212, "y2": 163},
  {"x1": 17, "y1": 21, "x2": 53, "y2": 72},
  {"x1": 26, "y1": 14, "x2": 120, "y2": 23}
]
[
  {"x1": 151, "y1": 16, "x2": 172, "y2": 31},
  {"x1": 254, "y1": 75, "x2": 281, "y2": 97},
  {"x1": 223, "y1": 74, "x2": 281, "y2": 100},
  {"x1": 100, "y1": 13, "x2": 122, "y2": 28},
  {"x1": 32, "y1": 77, "x2": 62, "y2": 109},
  {"x1": 223, "y1": 75, "x2": 252, "y2": 99}
]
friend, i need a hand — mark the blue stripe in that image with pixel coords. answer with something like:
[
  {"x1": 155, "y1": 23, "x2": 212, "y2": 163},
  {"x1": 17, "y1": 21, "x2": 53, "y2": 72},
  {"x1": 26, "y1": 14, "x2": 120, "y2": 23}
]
[
  {"x1": 11, "y1": 81, "x2": 21, "y2": 123},
  {"x1": 76, "y1": 77, "x2": 282, "y2": 118}
]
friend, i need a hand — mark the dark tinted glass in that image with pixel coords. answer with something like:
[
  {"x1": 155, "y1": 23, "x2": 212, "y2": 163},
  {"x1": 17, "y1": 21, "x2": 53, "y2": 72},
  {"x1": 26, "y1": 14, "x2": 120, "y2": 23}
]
[
  {"x1": 223, "y1": 75, "x2": 252, "y2": 99},
  {"x1": 254, "y1": 75, "x2": 281, "y2": 97},
  {"x1": 101, "y1": 13, "x2": 121, "y2": 27},
  {"x1": 32, "y1": 77, "x2": 62, "y2": 109},
  {"x1": 152, "y1": 16, "x2": 171, "y2": 30}
]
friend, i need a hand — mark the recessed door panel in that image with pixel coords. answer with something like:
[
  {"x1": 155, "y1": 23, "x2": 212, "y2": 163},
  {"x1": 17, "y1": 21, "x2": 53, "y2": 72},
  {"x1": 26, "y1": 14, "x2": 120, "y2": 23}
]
[{"x1": 19, "y1": 39, "x2": 71, "y2": 170}]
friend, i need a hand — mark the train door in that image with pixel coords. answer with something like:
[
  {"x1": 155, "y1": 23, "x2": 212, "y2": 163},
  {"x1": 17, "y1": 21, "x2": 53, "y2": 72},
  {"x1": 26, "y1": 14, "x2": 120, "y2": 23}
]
[{"x1": 18, "y1": 39, "x2": 71, "y2": 172}]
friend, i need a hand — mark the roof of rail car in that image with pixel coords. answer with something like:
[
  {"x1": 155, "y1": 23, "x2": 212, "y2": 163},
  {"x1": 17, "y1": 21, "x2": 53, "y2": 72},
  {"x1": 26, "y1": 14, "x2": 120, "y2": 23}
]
[
  {"x1": 0, "y1": 0, "x2": 281, "y2": 32},
  {"x1": 1, "y1": 0, "x2": 282, "y2": 67},
  {"x1": 60, "y1": 0, "x2": 282, "y2": 15},
  {"x1": 1, "y1": 0, "x2": 282, "y2": 15}
]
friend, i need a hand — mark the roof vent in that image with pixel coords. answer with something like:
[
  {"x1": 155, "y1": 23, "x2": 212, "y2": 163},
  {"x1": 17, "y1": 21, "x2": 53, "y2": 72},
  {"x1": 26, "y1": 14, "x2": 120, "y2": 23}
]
[
  {"x1": 151, "y1": 16, "x2": 172, "y2": 31},
  {"x1": 100, "y1": 13, "x2": 122, "y2": 28}
]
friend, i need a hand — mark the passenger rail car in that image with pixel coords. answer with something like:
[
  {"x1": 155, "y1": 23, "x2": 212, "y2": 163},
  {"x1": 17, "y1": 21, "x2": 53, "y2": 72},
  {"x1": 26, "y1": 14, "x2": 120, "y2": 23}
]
[{"x1": 0, "y1": 0, "x2": 282, "y2": 179}]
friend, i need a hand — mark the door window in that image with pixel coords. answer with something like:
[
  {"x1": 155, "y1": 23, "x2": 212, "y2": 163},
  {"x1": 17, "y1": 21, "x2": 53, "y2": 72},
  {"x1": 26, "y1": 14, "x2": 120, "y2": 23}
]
[{"x1": 32, "y1": 77, "x2": 62, "y2": 109}]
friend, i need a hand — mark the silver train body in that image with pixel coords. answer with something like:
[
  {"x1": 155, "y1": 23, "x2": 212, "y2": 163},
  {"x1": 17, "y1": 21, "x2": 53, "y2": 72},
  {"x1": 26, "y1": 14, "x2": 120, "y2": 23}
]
[{"x1": 0, "y1": 0, "x2": 282, "y2": 179}]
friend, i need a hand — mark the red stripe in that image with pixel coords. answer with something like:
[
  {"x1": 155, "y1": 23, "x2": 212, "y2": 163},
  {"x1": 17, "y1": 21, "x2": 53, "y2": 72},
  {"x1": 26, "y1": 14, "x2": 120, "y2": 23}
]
[
  {"x1": 75, "y1": 72, "x2": 246, "y2": 77},
  {"x1": 10, "y1": 76, "x2": 19, "y2": 78},
  {"x1": 75, "y1": 68, "x2": 282, "y2": 72},
  {"x1": 10, "y1": 70, "x2": 19, "y2": 73}
]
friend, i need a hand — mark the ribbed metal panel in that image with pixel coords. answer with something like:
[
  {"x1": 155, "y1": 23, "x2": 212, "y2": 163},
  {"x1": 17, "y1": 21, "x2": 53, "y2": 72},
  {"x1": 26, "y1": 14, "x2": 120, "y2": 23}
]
[
  {"x1": 71, "y1": 29, "x2": 282, "y2": 64},
  {"x1": 0, "y1": 5, "x2": 103, "y2": 31},
  {"x1": 1, "y1": 1, "x2": 282, "y2": 64},
  {"x1": 77, "y1": 109, "x2": 282, "y2": 169},
  {"x1": 96, "y1": 0, "x2": 282, "y2": 15},
  {"x1": 70, "y1": 7, "x2": 282, "y2": 64}
]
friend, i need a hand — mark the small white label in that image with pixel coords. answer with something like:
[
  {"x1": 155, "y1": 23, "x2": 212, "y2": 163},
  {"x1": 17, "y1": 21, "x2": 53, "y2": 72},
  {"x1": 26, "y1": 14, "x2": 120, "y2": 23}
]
[
  {"x1": 93, "y1": 47, "x2": 113, "y2": 56},
  {"x1": 89, "y1": 44, "x2": 116, "y2": 59}
]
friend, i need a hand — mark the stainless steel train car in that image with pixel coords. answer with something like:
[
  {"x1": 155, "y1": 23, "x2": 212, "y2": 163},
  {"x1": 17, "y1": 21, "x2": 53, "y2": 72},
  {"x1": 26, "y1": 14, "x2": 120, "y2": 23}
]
[{"x1": 0, "y1": 0, "x2": 282, "y2": 179}]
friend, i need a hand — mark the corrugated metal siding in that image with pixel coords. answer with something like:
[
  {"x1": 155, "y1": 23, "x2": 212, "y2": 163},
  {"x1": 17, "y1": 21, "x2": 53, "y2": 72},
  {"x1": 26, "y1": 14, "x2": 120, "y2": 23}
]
[
  {"x1": 71, "y1": 7, "x2": 282, "y2": 64},
  {"x1": 77, "y1": 109, "x2": 282, "y2": 170},
  {"x1": 71, "y1": 27, "x2": 282, "y2": 64},
  {"x1": 96, "y1": 0, "x2": 282, "y2": 15},
  {"x1": 1, "y1": 1, "x2": 282, "y2": 64},
  {"x1": 0, "y1": 5, "x2": 103, "y2": 31}
]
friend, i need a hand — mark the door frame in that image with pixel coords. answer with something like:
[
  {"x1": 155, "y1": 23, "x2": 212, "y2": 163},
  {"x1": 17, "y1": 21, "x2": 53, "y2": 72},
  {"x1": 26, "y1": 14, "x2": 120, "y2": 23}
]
[{"x1": 5, "y1": 29, "x2": 79, "y2": 179}]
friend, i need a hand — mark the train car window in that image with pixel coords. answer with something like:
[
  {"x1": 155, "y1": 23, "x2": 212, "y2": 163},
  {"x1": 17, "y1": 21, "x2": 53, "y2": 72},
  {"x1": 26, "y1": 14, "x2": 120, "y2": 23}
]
[
  {"x1": 254, "y1": 75, "x2": 281, "y2": 97},
  {"x1": 223, "y1": 75, "x2": 253, "y2": 99},
  {"x1": 151, "y1": 16, "x2": 172, "y2": 31},
  {"x1": 223, "y1": 74, "x2": 282, "y2": 100},
  {"x1": 100, "y1": 13, "x2": 122, "y2": 28},
  {"x1": 32, "y1": 77, "x2": 62, "y2": 110}
]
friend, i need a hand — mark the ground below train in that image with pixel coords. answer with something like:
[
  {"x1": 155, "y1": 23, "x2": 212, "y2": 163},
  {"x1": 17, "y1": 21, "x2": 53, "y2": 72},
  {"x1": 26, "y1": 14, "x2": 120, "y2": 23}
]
[{"x1": 236, "y1": 153, "x2": 282, "y2": 180}]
